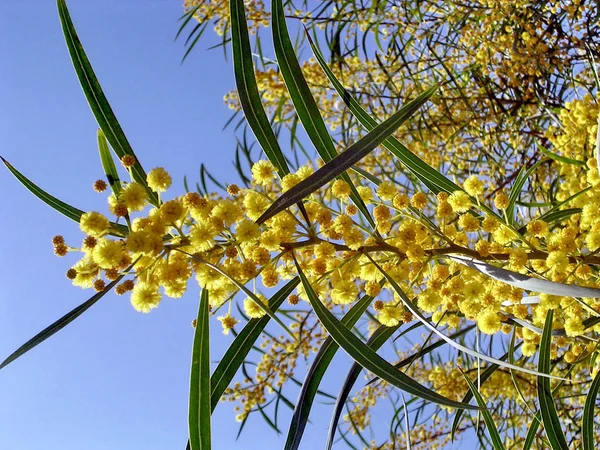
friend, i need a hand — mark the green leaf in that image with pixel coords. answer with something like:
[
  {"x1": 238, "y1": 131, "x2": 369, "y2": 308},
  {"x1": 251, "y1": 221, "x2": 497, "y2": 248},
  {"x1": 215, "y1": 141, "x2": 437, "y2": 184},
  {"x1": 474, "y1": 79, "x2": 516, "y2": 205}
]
[
  {"x1": 256, "y1": 84, "x2": 438, "y2": 225},
  {"x1": 538, "y1": 208, "x2": 582, "y2": 226},
  {"x1": 393, "y1": 325, "x2": 476, "y2": 372},
  {"x1": 210, "y1": 278, "x2": 299, "y2": 410},
  {"x1": 537, "y1": 310, "x2": 569, "y2": 450},
  {"x1": 305, "y1": 29, "x2": 459, "y2": 195},
  {"x1": 0, "y1": 276, "x2": 123, "y2": 371},
  {"x1": 1, "y1": 157, "x2": 128, "y2": 237},
  {"x1": 56, "y1": 0, "x2": 158, "y2": 206},
  {"x1": 582, "y1": 368, "x2": 600, "y2": 450},
  {"x1": 285, "y1": 290, "x2": 376, "y2": 450},
  {"x1": 270, "y1": 0, "x2": 375, "y2": 228},
  {"x1": 538, "y1": 141, "x2": 585, "y2": 166},
  {"x1": 449, "y1": 254, "x2": 600, "y2": 299},
  {"x1": 229, "y1": 0, "x2": 290, "y2": 179},
  {"x1": 97, "y1": 129, "x2": 122, "y2": 197},
  {"x1": 189, "y1": 289, "x2": 211, "y2": 450},
  {"x1": 459, "y1": 370, "x2": 506, "y2": 450},
  {"x1": 507, "y1": 159, "x2": 544, "y2": 225},
  {"x1": 523, "y1": 411, "x2": 542, "y2": 450},
  {"x1": 326, "y1": 324, "x2": 399, "y2": 450},
  {"x1": 292, "y1": 256, "x2": 477, "y2": 411},
  {"x1": 451, "y1": 350, "x2": 510, "y2": 441},
  {"x1": 229, "y1": 0, "x2": 310, "y2": 224}
]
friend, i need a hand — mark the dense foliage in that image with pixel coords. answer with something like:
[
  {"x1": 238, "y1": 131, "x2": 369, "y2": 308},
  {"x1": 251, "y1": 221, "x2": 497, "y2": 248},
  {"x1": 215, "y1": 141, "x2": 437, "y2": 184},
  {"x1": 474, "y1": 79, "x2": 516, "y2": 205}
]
[{"x1": 5, "y1": 0, "x2": 600, "y2": 449}]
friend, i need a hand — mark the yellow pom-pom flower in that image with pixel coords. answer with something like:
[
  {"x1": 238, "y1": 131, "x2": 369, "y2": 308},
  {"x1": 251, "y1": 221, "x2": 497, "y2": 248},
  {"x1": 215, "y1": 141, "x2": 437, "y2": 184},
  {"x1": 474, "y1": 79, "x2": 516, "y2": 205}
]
[
  {"x1": 463, "y1": 175, "x2": 485, "y2": 196},
  {"x1": 80, "y1": 211, "x2": 110, "y2": 236},
  {"x1": 251, "y1": 160, "x2": 276, "y2": 186},
  {"x1": 92, "y1": 238, "x2": 125, "y2": 269},
  {"x1": 130, "y1": 282, "x2": 162, "y2": 313},
  {"x1": 244, "y1": 295, "x2": 267, "y2": 318},
  {"x1": 476, "y1": 308, "x2": 501, "y2": 335},
  {"x1": 119, "y1": 182, "x2": 147, "y2": 212},
  {"x1": 147, "y1": 167, "x2": 172, "y2": 192}
]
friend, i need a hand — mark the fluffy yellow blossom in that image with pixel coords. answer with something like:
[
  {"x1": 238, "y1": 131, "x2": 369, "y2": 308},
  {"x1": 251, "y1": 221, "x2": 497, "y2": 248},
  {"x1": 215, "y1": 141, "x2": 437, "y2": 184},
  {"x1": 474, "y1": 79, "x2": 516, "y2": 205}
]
[
  {"x1": 244, "y1": 295, "x2": 267, "y2": 318},
  {"x1": 190, "y1": 222, "x2": 217, "y2": 252},
  {"x1": 378, "y1": 303, "x2": 404, "y2": 327},
  {"x1": 92, "y1": 238, "x2": 125, "y2": 269},
  {"x1": 146, "y1": 167, "x2": 172, "y2": 192},
  {"x1": 448, "y1": 191, "x2": 471, "y2": 213},
  {"x1": 376, "y1": 181, "x2": 396, "y2": 201},
  {"x1": 218, "y1": 313, "x2": 239, "y2": 335},
  {"x1": 463, "y1": 176, "x2": 484, "y2": 196},
  {"x1": 331, "y1": 179, "x2": 351, "y2": 200},
  {"x1": 410, "y1": 192, "x2": 428, "y2": 209},
  {"x1": 130, "y1": 282, "x2": 161, "y2": 313},
  {"x1": 119, "y1": 182, "x2": 147, "y2": 211},
  {"x1": 79, "y1": 211, "x2": 110, "y2": 236},
  {"x1": 251, "y1": 160, "x2": 276, "y2": 185},
  {"x1": 160, "y1": 199, "x2": 184, "y2": 223},
  {"x1": 477, "y1": 309, "x2": 501, "y2": 334},
  {"x1": 493, "y1": 192, "x2": 510, "y2": 210},
  {"x1": 235, "y1": 220, "x2": 260, "y2": 243},
  {"x1": 546, "y1": 251, "x2": 569, "y2": 274}
]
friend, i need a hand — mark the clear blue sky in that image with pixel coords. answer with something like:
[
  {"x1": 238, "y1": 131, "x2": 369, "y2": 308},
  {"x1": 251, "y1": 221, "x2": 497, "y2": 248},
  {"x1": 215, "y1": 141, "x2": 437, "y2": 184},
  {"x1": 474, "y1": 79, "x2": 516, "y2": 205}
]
[{"x1": 0, "y1": 2, "x2": 476, "y2": 450}]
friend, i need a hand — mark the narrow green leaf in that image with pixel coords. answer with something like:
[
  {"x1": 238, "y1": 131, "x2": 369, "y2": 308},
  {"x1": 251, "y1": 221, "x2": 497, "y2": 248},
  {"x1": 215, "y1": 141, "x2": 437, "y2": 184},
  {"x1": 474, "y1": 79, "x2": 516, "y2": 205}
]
[
  {"x1": 189, "y1": 289, "x2": 211, "y2": 450},
  {"x1": 327, "y1": 324, "x2": 400, "y2": 450},
  {"x1": 285, "y1": 290, "x2": 376, "y2": 450},
  {"x1": 292, "y1": 256, "x2": 477, "y2": 411},
  {"x1": 210, "y1": 278, "x2": 299, "y2": 410},
  {"x1": 451, "y1": 351, "x2": 510, "y2": 441},
  {"x1": 523, "y1": 411, "x2": 542, "y2": 450},
  {"x1": 538, "y1": 142, "x2": 585, "y2": 166},
  {"x1": 271, "y1": 0, "x2": 375, "y2": 228},
  {"x1": 507, "y1": 160, "x2": 544, "y2": 225},
  {"x1": 97, "y1": 129, "x2": 122, "y2": 197},
  {"x1": 393, "y1": 325, "x2": 476, "y2": 372},
  {"x1": 0, "y1": 276, "x2": 123, "y2": 371},
  {"x1": 2, "y1": 157, "x2": 128, "y2": 236},
  {"x1": 56, "y1": 0, "x2": 158, "y2": 206},
  {"x1": 256, "y1": 85, "x2": 438, "y2": 225},
  {"x1": 582, "y1": 368, "x2": 600, "y2": 450},
  {"x1": 538, "y1": 208, "x2": 582, "y2": 226},
  {"x1": 305, "y1": 30, "x2": 459, "y2": 195},
  {"x1": 229, "y1": 0, "x2": 310, "y2": 224},
  {"x1": 460, "y1": 370, "x2": 506, "y2": 450},
  {"x1": 537, "y1": 310, "x2": 569, "y2": 450},
  {"x1": 229, "y1": 0, "x2": 289, "y2": 178},
  {"x1": 449, "y1": 254, "x2": 600, "y2": 298}
]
